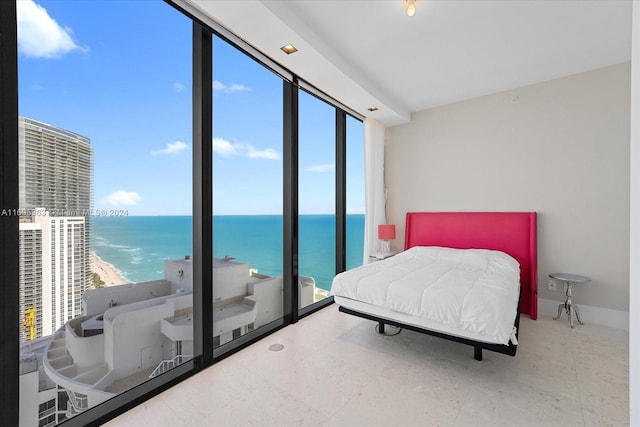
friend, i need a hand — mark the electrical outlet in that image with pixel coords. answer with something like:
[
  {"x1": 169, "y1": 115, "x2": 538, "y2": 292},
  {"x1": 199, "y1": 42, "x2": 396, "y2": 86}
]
[{"x1": 548, "y1": 279, "x2": 557, "y2": 291}]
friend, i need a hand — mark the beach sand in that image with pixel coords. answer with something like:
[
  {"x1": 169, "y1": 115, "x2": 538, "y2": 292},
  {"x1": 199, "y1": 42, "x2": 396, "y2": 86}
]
[{"x1": 91, "y1": 252, "x2": 128, "y2": 286}]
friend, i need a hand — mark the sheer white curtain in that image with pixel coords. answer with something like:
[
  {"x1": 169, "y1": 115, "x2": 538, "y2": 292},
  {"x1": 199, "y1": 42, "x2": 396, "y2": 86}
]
[{"x1": 363, "y1": 118, "x2": 387, "y2": 264}]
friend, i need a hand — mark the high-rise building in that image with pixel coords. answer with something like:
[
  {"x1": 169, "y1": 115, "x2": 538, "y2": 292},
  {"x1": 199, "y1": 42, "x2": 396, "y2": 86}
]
[
  {"x1": 19, "y1": 221, "x2": 43, "y2": 342},
  {"x1": 18, "y1": 117, "x2": 93, "y2": 214},
  {"x1": 18, "y1": 117, "x2": 93, "y2": 342},
  {"x1": 34, "y1": 209, "x2": 87, "y2": 336}
]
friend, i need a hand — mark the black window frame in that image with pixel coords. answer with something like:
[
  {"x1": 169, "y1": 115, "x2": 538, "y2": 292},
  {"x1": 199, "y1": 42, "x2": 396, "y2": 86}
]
[{"x1": 1, "y1": 1, "x2": 20, "y2": 424}]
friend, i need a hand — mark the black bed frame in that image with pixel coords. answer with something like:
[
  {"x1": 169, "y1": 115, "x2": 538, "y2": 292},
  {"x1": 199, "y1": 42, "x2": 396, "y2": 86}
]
[
  {"x1": 335, "y1": 212, "x2": 536, "y2": 361},
  {"x1": 338, "y1": 294, "x2": 521, "y2": 361}
]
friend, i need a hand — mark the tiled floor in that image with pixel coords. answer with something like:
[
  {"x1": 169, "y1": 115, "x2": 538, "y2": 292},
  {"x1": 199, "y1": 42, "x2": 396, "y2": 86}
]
[{"x1": 105, "y1": 305, "x2": 629, "y2": 426}]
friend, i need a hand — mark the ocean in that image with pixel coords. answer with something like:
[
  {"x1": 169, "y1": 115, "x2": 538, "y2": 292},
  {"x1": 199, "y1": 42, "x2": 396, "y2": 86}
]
[{"x1": 92, "y1": 215, "x2": 365, "y2": 291}]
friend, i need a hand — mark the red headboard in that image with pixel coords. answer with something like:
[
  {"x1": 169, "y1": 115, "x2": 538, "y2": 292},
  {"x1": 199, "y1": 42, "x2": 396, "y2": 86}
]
[{"x1": 405, "y1": 212, "x2": 538, "y2": 319}]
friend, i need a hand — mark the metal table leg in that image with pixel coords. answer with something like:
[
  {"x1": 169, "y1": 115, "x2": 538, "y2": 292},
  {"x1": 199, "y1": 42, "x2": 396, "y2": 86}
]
[
  {"x1": 568, "y1": 304, "x2": 574, "y2": 328},
  {"x1": 573, "y1": 304, "x2": 585, "y2": 326},
  {"x1": 554, "y1": 303, "x2": 563, "y2": 320},
  {"x1": 554, "y1": 281, "x2": 584, "y2": 327}
]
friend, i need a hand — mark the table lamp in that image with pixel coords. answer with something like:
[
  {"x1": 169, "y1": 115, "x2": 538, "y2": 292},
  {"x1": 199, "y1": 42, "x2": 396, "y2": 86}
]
[{"x1": 378, "y1": 224, "x2": 396, "y2": 253}]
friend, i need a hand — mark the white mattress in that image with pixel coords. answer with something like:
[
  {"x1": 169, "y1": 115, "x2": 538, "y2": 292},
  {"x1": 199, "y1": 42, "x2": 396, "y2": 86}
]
[{"x1": 330, "y1": 246, "x2": 521, "y2": 345}]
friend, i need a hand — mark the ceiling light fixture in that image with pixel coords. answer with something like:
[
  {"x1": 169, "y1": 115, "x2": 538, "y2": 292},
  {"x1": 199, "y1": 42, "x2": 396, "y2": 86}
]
[
  {"x1": 404, "y1": 0, "x2": 417, "y2": 17},
  {"x1": 280, "y1": 44, "x2": 298, "y2": 55}
]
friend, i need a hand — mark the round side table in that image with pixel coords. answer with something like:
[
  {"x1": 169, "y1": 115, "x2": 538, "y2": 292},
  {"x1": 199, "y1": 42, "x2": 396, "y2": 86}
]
[{"x1": 549, "y1": 273, "x2": 591, "y2": 328}]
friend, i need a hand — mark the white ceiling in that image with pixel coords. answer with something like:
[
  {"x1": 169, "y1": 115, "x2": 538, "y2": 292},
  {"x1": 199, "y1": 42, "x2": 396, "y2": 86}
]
[{"x1": 189, "y1": 0, "x2": 632, "y2": 126}]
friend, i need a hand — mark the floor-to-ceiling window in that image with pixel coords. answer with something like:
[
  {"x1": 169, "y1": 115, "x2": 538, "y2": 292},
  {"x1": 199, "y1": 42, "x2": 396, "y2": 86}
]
[
  {"x1": 298, "y1": 91, "x2": 336, "y2": 309},
  {"x1": 346, "y1": 117, "x2": 365, "y2": 270},
  {"x1": 4, "y1": 1, "x2": 365, "y2": 424},
  {"x1": 16, "y1": 1, "x2": 193, "y2": 424},
  {"x1": 211, "y1": 36, "x2": 285, "y2": 349}
]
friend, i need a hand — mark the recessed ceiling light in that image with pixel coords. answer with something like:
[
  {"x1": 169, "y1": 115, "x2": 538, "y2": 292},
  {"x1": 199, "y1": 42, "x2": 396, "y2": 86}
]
[
  {"x1": 368, "y1": 106, "x2": 379, "y2": 112},
  {"x1": 280, "y1": 44, "x2": 298, "y2": 55}
]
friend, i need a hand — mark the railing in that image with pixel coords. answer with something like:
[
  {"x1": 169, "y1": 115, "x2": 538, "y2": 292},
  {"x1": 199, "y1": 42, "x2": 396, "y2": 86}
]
[
  {"x1": 65, "y1": 389, "x2": 88, "y2": 417},
  {"x1": 148, "y1": 355, "x2": 193, "y2": 379}
]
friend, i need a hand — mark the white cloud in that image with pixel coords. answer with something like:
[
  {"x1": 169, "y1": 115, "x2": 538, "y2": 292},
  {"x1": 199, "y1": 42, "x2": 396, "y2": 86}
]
[
  {"x1": 152, "y1": 141, "x2": 189, "y2": 155},
  {"x1": 212, "y1": 80, "x2": 225, "y2": 91},
  {"x1": 101, "y1": 190, "x2": 140, "y2": 206},
  {"x1": 213, "y1": 80, "x2": 250, "y2": 93},
  {"x1": 212, "y1": 138, "x2": 280, "y2": 160},
  {"x1": 213, "y1": 138, "x2": 238, "y2": 157},
  {"x1": 306, "y1": 164, "x2": 335, "y2": 173},
  {"x1": 173, "y1": 82, "x2": 185, "y2": 93},
  {"x1": 244, "y1": 145, "x2": 280, "y2": 160},
  {"x1": 17, "y1": 0, "x2": 84, "y2": 58},
  {"x1": 228, "y1": 83, "x2": 250, "y2": 92}
]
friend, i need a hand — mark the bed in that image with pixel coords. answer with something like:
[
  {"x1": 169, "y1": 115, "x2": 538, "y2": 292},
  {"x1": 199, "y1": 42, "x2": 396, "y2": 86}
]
[{"x1": 331, "y1": 212, "x2": 538, "y2": 360}]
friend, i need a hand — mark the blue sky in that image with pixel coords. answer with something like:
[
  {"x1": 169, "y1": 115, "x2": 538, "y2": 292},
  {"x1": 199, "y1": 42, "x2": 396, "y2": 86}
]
[{"x1": 17, "y1": 0, "x2": 364, "y2": 216}]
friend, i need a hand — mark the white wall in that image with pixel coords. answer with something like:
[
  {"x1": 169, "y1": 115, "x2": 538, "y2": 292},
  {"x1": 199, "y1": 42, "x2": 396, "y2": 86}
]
[
  {"x1": 629, "y1": 2, "x2": 639, "y2": 425},
  {"x1": 386, "y1": 63, "x2": 630, "y2": 314},
  {"x1": 65, "y1": 319, "x2": 105, "y2": 372},
  {"x1": 247, "y1": 276, "x2": 284, "y2": 328},
  {"x1": 19, "y1": 371, "x2": 38, "y2": 427},
  {"x1": 83, "y1": 280, "x2": 171, "y2": 316},
  {"x1": 105, "y1": 303, "x2": 173, "y2": 379}
]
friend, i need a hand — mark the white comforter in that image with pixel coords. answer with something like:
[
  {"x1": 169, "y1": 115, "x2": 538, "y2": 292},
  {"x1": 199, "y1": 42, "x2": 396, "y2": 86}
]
[{"x1": 331, "y1": 246, "x2": 521, "y2": 345}]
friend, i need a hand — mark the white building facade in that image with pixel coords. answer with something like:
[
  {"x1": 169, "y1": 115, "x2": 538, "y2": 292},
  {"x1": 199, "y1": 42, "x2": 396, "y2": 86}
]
[
  {"x1": 19, "y1": 222, "x2": 43, "y2": 342},
  {"x1": 19, "y1": 210, "x2": 87, "y2": 341},
  {"x1": 18, "y1": 117, "x2": 93, "y2": 342}
]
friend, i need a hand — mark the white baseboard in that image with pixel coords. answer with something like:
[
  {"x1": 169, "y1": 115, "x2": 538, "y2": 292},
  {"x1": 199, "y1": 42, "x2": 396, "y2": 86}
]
[{"x1": 538, "y1": 298, "x2": 629, "y2": 330}]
